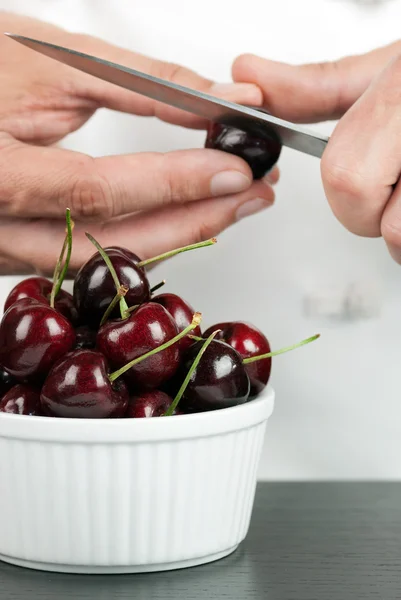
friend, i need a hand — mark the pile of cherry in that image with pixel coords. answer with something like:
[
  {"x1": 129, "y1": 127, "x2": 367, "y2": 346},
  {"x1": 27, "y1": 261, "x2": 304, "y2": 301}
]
[{"x1": 0, "y1": 208, "x2": 318, "y2": 419}]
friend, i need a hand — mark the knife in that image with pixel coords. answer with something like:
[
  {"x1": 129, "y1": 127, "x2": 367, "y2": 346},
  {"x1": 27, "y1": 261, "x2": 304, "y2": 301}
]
[{"x1": 5, "y1": 32, "x2": 329, "y2": 159}]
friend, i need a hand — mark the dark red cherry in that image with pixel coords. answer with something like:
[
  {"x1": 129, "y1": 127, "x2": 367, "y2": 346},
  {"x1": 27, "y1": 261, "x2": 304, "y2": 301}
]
[
  {"x1": 0, "y1": 298, "x2": 76, "y2": 382},
  {"x1": 0, "y1": 384, "x2": 41, "y2": 415},
  {"x1": 41, "y1": 349, "x2": 129, "y2": 418},
  {"x1": 126, "y1": 390, "x2": 182, "y2": 417},
  {"x1": 74, "y1": 325, "x2": 97, "y2": 349},
  {"x1": 152, "y1": 293, "x2": 201, "y2": 352},
  {"x1": 73, "y1": 246, "x2": 151, "y2": 329},
  {"x1": 4, "y1": 276, "x2": 78, "y2": 324},
  {"x1": 203, "y1": 322, "x2": 271, "y2": 398},
  {"x1": 175, "y1": 339, "x2": 250, "y2": 412},
  {"x1": 52, "y1": 291, "x2": 79, "y2": 326},
  {"x1": 97, "y1": 302, "x2": 180, "y2": 391},
  {"x1": 205, "y1": 118, "x2": 282, "y2": 180},
  {"x1": 0, "y1": 365, "x2": 16, "y2": 397}
]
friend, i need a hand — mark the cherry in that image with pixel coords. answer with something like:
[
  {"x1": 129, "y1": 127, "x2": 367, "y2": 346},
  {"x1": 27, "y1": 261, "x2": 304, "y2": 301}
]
[
  {"x1": 205, "y1": 117, "x2": 282, "y2": 179},
  {"x1": 74, "y1": 325, "x2": 97, "y2": 349},
  {"x1": 41, "y1": 317, "x2": 200, "y2": 418},
  {"x1": 73, "y1": 246, "x2": 151, "y2": 329},
  {"x1": 130, "y1": 328, "x2": 219, "y2": 418},
  {"x1": 41, "y1": 349, "x2": 129, "y2": 418},
  {"x1": 174, "y1": 339, "x2": 250, "y2": 412},
  {"x1": 97, "y1": 302, "x2": 181, "y2": 391},
  {"x1": 0, "y1": 384, "x2": 41, "y2": 415},
  {"x1": 152, "y1": 293, "x2": 201, "y2": 352},
  {"x1": 203, "y1": 322, "x2": 271, "y2": 398},
  {"x1": 4, "y1": 276, "x2": 78, "y2": 324},
  {"x1": 0, "y1": 298, "x2": 76, "y2": 381},
  {"x1": 126, "y1": 390, "x2": 182, "y2": 417},
  {"x1": 51, "y1": 290, "x2": 78, "y2": 326},
  {"x1": 0, "y1": 365, "x2": 16, "y2": 397}
]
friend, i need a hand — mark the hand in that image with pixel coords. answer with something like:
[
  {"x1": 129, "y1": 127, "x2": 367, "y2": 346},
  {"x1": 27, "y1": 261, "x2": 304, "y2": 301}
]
[
  {"x1": 0, "y1": 12, "x2": 278, "y2": 275},
  {"x1": 232, "y1": 41, "x2": 401, "y2": 263}
]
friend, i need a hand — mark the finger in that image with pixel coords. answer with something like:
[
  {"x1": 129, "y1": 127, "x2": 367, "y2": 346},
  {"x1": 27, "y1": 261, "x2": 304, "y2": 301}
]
[
  {"x1": 0, "y1": 133, "x2": 258, "y2": 220},
  {"x1": 232, "y1": 40, "x2": 401, "y2": 123},
  {"x1": 69, "y1": 34, "x2": 263, "y2": 128},
  {"x1": 320, "y1": 53, "x2": 401, "y2": 238},
  {"x1": 0, "y1": 179, "x2": 276, "y2": 275}
]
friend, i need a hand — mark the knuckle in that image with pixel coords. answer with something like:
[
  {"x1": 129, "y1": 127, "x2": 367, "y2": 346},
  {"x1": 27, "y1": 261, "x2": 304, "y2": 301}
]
[
  {"x1": 168, "y1": 179, "x2": 199, "y2": 205},
  {"x1": 175, "y1": 203, "x2": 220, "y2": 245},
  {"x1": 160, "y1": 156, "x2": 201, "y2": 205},
  {"x1": 152, "y1": 61, "x2": 188, "y2": 85},
  {"x1": 321, "y1": 154, "x2": 367, "y2": 204},
  {"x1": 67, "y1": 158, "x2": 113, "y2": 221},
  {"x1": 302, "y1": 59, "x2": 345, "y2": 116},
  {"x1": 320, "y1": 151, "x2": 383, "y2": 237},
  {"x1": 0, "y1": 188, "x2": 16, "y2": 215},
  {"x1": 0, "y1": 139, "x2": 31, "y2": 216},
  {"x1": 191, "y1": 214, "x2": 221, "y2": 243},
  {"x1": 187, "y1": 224, "x2": 211, "y2": 246},
  {"x1": 198, "y1": 221, "x2": 220, "y2": 241}
]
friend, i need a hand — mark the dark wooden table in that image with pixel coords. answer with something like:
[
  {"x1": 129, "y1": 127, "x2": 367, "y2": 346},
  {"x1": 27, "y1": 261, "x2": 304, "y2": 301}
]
[{"x1": 1, "y1": 483, "x2": 401, "y2": 599}]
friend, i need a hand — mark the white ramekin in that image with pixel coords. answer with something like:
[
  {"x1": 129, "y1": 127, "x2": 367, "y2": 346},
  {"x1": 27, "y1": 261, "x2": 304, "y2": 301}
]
[{"x1": 0, "y1": 386, "x2": 274, "y2": 574}]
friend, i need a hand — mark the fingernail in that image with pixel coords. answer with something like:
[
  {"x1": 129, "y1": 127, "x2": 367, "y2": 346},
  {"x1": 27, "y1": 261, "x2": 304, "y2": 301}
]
[
  {"x1": 235, "y1": 197, "x2": 270, "y2": 221},
  {"x1": 210, "y1": 171, "x2": 251, "y2": 197}
]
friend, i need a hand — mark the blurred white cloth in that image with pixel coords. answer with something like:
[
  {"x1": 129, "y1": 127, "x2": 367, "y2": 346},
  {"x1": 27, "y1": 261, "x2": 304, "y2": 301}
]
[{"x1": 1, "y1": 0, "x2": 401, "y2": 479}]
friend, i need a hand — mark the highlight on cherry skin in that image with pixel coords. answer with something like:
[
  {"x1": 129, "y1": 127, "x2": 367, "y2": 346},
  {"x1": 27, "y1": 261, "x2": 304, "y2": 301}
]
[{"x1": 0, "y1": 208, "x2": 319, "y2": 419}]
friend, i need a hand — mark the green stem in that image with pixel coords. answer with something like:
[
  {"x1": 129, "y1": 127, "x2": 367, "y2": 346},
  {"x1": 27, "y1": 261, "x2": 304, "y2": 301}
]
[
  {"x1": 150, "y1": 280, "x2": 166, "y2": 294},
  {"x1": 100, "y1": 285, "x2": 128, "y2": 327},
  {"x1": 51, "y1": 235, "x2": 67, "y2": 289},
  {"x1": 85, "y1": 232, "x2": 129, "y2": 318},
  {"x1": 125, "y1": 304, "x2": 139, "y2": 316},
  {"x1": 50, "y1": 208, "x2": 73, "y2": 308},
  {"x1": 164, "y1": 329, "x2": 220, "y2": 417},
  {"x1": 188, "y1": 334, "x2": 203, "y2": 342},
  {"x1": 138, "y1": 238, "x2": 217, "y2": 268},
  {"x1": 119, "y1": 297, "x2": 129, "y2": 320},
  {"x1": 243, "y1": 334, "x2": 320, "y2": 364},
  {"x1": 108, "y1": 312, "x2": 202, "y2": 383}
]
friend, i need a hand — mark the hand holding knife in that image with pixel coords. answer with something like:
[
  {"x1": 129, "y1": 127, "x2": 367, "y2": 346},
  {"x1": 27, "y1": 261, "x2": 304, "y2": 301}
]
[{"x1": 5, "y1": 33, "x2": 329, "y2": 159}]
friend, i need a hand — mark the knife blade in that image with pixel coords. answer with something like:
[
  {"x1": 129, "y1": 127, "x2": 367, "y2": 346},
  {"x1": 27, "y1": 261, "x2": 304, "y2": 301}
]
[{"x1": 5, "y1": 32, "x2": 329, "y2": 158}]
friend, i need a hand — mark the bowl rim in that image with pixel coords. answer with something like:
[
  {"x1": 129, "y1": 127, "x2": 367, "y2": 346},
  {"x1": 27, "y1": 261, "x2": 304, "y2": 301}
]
[{"x1": 0, "y1": 386, "x2": 275, "y2": 443}]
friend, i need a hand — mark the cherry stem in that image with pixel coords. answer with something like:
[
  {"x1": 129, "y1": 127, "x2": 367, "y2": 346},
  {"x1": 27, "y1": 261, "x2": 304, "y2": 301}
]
[
  {"x1": 164, "y1": 329, "x2": 220, "y2": 417},
  {"x1": 125, "y1": 304, "x2": 139, "y2": 315},
  {"x1": 150, "y1": 280, "x2": 166, "y2": 294},
  {"x1": 50, "y1": 208, "x2": 73, "y2": 308},
  {"x1": 51, "y1": 236, "x2": 67, "y2": 287},
  {"x1": 100, "y1": 285, "x2": 129, "y2": 327},
  {"x1": 138, "y1": 238, "x2": 217, "y2": 268},
  {"x1": 108, "y1": 312, "x2": 202, "y2": 383},
  {"x1": 189, "y1": 333, "x2": 320, "y2": 363},
  {"x1": 85, "y1": 232, "x2": 129, "y2": 318},
  {"x1": 243, "y1": 334, "x2": 320, "y2": 364}
]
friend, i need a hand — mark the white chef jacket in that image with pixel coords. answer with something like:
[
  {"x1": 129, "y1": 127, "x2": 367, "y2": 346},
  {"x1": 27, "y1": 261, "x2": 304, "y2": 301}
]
[{"x1": 1, "y1": 0, "x2": 401, "y2": 480}]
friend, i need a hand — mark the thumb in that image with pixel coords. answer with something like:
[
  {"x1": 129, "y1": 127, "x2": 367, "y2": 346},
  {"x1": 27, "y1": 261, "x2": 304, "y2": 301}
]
[
  {"x1": 232, "y1": 40, "x2": 401, "y2": 123},
  {"x1": 0, "y1": 132, "x2": 257, "y2": 222}
]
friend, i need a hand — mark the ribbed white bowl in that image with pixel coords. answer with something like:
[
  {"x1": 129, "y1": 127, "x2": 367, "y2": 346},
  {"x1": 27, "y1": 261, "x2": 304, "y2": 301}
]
[{"x1": 0, "y1": 386, "x2": 274, "y2": 574}]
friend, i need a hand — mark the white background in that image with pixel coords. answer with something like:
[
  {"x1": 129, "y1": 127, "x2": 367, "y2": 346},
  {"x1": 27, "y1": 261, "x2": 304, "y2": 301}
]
[{"x1": 1, "y1": 0, "x2": 401, "y2": 480}]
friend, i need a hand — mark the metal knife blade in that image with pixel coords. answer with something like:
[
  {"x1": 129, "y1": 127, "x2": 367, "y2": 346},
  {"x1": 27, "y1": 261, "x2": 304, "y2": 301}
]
[{"x1": 5, "y1": 32, "x2": 329, "y2": 158}]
